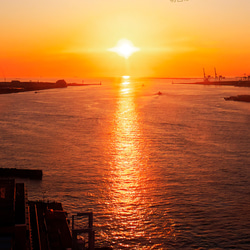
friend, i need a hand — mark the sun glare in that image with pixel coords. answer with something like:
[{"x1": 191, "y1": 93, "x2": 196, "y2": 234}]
[
  {"x1": 108, "y1": 39, "x2": 140, "y2": 59},
  {"x1": 122, "y1": 75, "x2": 130, "y2": 79}
]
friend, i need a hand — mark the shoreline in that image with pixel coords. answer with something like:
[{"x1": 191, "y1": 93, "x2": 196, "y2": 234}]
[
  {"x1": 0, "y1": 79, "x2": 67, "y2": 94},
  {"x1": 0, "y1": 79, "x2": 103, "y2": 94},
  {"x1": 173, "y1": 79, "x2": 250, "y2": 87}
]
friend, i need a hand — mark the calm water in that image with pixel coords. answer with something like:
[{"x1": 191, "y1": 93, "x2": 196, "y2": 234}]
[{"x1": 0, "y1": 78, "x2": 250, "y2": 249}]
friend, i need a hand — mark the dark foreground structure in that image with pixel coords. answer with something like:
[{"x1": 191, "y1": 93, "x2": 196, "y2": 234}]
[
  {"x1": 0, "y1": 179, "x2": 112, "y2": 250},
  {"x1": 0, "y1": 179, "x2": 32, "y2": 249}
]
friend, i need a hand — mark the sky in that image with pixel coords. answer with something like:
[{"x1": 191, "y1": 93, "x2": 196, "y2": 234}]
[{"x1": 1, "y1": 0, "x2": 250, "y2": 79}]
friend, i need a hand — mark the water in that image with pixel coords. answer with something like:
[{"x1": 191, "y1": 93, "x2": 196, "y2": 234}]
[{"x1": 0, "y1": 78, "x2": 250, "y2": 249}]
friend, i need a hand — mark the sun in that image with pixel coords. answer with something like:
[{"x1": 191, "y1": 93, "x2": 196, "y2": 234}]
[{"x1": 108, "y1": 39, "x2": 140, "y2": 59}]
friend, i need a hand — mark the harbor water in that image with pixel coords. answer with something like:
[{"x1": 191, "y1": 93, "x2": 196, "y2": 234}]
[{"x1": 0, "y1": 78, "x2": 249, "y2": 249}]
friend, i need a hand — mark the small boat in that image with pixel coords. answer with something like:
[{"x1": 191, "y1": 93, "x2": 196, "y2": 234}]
[{"x1": 224, "y1": 95, "x2": 250, "y2": 102}]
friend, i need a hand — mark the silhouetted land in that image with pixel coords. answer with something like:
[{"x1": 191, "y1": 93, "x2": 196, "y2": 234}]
[
  {"x1": 172, "y1": 78, "x2": 250, "y2": 102},
  {"x1": 173, "y1": 79, "x2": 250, "y2": 87},
  {"x1": 0, "y1": 79, "x2": 67, "y2": 94}
]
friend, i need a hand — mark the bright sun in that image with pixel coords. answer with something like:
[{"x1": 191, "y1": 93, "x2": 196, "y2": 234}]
[{"x1": 108, "y1": 39, "x2": 140, "y2": 59}]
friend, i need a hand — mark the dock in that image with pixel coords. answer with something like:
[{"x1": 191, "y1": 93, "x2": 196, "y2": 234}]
[{"x1": 0, "y1": 168, "x2": 43, "y2": 180}]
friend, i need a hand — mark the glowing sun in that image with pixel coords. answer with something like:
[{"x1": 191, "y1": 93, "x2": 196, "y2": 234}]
[{"x1": 108, "y1": 39, "x2": 140, "y2": 59}]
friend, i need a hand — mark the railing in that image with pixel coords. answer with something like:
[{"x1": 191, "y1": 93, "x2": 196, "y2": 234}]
[{"x1": 72, "y1": 212, "x2": 95, "y2": 250}]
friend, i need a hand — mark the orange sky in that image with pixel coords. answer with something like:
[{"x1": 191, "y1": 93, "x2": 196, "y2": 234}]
[{"x1": 1, "y1": 0, "x2": 250, "y2": 79}]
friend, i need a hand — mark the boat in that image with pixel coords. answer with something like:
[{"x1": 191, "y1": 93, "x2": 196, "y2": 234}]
[
  {"x1": 154, "y1": 91, "x2": 162, "y2": 95},
  {"x1": 224, "y1": 95, "x2": 250, "y2": 102}
]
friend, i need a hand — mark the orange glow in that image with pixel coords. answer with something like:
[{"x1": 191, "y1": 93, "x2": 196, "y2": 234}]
[{"x1": 1, "y1": 1, "x2": 250, "y2": 78}]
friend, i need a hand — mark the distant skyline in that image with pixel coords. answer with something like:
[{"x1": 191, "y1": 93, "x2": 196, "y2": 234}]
[{"x1": 1, "y1": 0, "x2": 250, "y2": 78}]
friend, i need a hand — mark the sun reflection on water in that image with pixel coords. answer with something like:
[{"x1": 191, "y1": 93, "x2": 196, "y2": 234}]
[{"x1": 107, "y1": 77, "x2": 150, "y2": 244}]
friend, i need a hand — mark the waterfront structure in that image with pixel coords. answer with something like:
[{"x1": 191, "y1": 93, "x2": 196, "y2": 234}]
[
  {"x1": 0, "y1": 179, "x2": 71, "y2": 250},
  {"x1": 0, "y1": 179, "x2": 111, "y2": 250},
  {"x1": 0, "y1": 179, "x2": 32, "y2": 250}
]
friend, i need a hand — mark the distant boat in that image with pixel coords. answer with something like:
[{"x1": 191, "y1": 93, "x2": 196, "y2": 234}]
[{"x1": 224, "y1": 95, "x2": 250, "y2": 102}]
